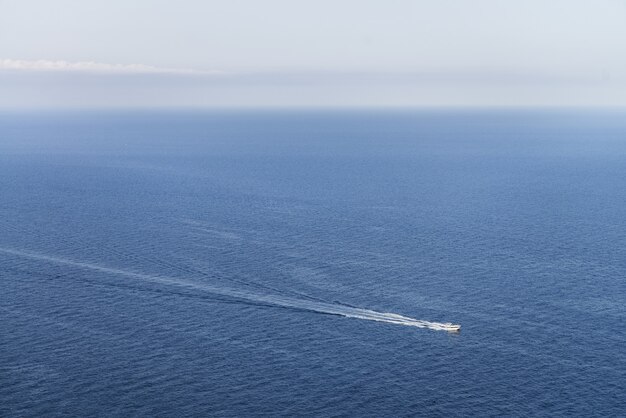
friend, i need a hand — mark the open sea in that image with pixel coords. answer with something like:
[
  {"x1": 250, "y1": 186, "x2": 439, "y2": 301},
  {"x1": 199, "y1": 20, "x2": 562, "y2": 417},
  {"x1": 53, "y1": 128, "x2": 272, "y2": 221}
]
[{"x1": 1, "y1": 109, "x2": 625, "y2": 417}]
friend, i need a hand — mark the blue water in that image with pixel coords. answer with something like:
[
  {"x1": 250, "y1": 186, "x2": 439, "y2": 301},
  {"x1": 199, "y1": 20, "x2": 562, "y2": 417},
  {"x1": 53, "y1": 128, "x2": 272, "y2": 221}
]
[{"x1": 1, "y1": 109, "x2": 625, "y2": 416}]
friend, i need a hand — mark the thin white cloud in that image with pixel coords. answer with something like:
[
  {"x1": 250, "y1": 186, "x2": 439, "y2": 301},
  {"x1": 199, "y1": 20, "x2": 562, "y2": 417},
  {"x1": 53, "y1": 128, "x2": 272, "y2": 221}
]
[{"x1": 0, "y1": 59, "x2": 218, "y2": 75}]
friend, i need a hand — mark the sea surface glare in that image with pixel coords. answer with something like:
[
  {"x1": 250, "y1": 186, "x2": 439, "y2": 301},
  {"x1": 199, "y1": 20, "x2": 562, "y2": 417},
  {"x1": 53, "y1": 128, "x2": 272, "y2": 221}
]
[{"x1": 1, "y1": 110, "x2": 625, "y2": 416}]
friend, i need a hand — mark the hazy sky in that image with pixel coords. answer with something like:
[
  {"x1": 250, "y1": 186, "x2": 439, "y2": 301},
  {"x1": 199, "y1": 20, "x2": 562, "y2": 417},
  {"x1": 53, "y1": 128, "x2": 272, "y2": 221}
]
[{"x1": 1, "y1": 0, "x2": 625, "y2": 107}]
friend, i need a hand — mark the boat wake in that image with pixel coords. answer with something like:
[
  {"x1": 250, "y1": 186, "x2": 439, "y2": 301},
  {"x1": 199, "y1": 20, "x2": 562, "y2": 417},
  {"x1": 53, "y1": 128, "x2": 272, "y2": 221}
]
[{"x1": 0, "y1": 247, "x2": 460, "y2": 332}]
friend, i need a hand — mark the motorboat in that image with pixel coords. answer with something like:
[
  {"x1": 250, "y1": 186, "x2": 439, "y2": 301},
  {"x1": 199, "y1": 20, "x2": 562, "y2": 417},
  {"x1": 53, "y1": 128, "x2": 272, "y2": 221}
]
[{"x1": 440, "y1": 323, "x2": 461, "y2": 332}]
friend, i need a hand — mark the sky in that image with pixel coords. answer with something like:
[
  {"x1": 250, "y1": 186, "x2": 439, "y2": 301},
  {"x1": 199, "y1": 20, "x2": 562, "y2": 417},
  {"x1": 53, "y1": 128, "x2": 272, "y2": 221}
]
[{"x1": 1, "y1": 0, "x2": 625, "y2": 108}]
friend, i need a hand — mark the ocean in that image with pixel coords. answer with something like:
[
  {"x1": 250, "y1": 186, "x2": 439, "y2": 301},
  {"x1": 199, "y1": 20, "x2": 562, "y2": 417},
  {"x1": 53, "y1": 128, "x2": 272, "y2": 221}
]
[{"x1": 1, "y1": 109, "x2": 625, "y2": 416}]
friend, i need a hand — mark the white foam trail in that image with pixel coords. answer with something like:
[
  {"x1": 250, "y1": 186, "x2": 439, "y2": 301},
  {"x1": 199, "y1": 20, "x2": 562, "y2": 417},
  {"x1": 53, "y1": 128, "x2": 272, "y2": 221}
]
[{"x1": 0, "y1": 247, "x2": 460, "y2": 332}]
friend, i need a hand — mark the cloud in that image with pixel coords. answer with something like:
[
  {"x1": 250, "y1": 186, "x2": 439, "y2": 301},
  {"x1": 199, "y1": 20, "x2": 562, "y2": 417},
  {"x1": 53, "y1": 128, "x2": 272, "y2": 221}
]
[
  {"x1": 1, "y1": 59, "x2": 624, "y2": 108},
  {"x1": 0, "y1": 59, "x2": 218, "y2": 75}
]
